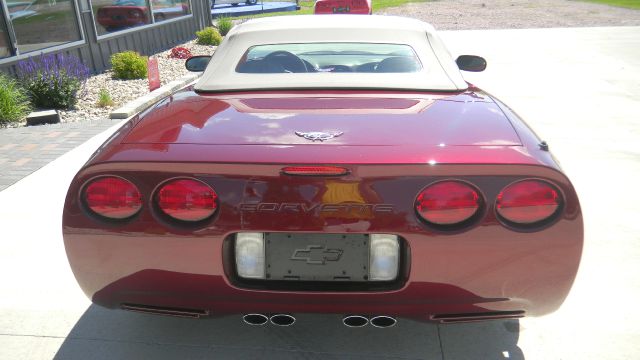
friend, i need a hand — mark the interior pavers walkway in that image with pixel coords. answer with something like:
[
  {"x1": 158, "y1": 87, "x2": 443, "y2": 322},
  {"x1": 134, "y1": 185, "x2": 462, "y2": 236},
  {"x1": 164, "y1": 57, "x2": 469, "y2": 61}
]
[{"x1": 0, "y1": 118, "x2": 123, "y2": 191}]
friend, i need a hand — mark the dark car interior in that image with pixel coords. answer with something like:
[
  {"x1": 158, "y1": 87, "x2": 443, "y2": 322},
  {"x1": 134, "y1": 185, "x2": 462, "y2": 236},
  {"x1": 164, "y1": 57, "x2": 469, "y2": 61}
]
[{"x1": 236, "y1": 50, "x2": 422, "y2": 74}]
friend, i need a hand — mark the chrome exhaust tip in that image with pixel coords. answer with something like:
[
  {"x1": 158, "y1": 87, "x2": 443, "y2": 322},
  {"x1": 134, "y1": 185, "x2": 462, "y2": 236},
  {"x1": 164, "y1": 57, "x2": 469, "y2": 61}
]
[
  {"x1": 243, "y1": 313, "x2": 269, "y2": 325},
  {"x1": 342, "y1": 315, "x2": 369, "y2": 328},
  {"x1": 370, "y1": 316, "x2": 397, "y2": 328},
  {"x1": 270, "y1": 314, "x2": 296, "y2": 326}
]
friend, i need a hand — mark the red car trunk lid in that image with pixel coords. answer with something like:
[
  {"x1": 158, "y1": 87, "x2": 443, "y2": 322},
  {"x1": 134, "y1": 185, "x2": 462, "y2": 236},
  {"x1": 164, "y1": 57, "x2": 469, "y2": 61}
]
[{"x1": 122, "y1": 92, "x2": 521, "y2": 147}]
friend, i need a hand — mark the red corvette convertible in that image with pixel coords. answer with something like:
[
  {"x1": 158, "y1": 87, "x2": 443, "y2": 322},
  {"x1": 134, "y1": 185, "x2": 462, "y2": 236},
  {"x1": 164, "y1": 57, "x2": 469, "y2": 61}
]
[
  {"x1": 314, "y1": 0, "x2": 372, "y2": 14},
  {"x1": 63, "y1": 16, "x2": 582, "y2": 327}
]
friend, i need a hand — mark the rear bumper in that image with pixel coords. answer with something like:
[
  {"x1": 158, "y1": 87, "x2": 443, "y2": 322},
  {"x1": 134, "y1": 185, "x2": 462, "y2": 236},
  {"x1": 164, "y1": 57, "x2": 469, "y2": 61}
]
[
  {"x1": 63, "y1": 161, "x2": 583, "y2": 322},
  {"x1": 63, "y1": 220, "x2": 582, "y2": 322}
]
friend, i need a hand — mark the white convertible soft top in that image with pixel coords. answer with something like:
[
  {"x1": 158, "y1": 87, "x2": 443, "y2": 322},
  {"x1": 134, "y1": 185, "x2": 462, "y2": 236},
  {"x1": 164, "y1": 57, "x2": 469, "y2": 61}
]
[{"x1": 195, "y1": 15, "x2": 468, "y2": 92}]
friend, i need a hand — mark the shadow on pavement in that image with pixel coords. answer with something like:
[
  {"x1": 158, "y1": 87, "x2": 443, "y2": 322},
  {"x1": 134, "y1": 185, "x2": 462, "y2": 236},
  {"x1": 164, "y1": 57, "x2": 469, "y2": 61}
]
[
  {"x1": 53, "y1": 305, "x2": 524, "y2": 359},
  {"x1": 439, "y1": 320, "x2": 524, "y2": 360}
]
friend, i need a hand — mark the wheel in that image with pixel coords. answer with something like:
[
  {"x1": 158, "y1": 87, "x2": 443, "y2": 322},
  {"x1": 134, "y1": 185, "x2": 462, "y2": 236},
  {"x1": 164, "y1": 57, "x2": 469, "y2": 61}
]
[
  {"x1": 246, "y1": 0, "x2": 257, "y2": 4},
  {"x1": 263, "y1": 51, "x2": 308, "y2": 73},
  {"x1": 231, "y1": 3, "x2": 239, "y2": 6}
]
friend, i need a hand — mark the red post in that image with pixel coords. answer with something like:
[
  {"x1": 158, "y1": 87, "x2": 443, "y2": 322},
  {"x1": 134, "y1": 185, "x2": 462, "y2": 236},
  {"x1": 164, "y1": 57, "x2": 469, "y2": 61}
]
[{"x1": 148, "y1": 57, "x2": 161, "y2": 92}]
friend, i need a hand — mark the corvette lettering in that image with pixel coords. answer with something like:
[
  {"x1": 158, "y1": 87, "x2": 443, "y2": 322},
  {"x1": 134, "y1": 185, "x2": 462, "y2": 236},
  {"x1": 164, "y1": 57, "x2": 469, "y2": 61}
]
[{"x1": 239, "y1": 203, "x2": 394, "y2": 213}]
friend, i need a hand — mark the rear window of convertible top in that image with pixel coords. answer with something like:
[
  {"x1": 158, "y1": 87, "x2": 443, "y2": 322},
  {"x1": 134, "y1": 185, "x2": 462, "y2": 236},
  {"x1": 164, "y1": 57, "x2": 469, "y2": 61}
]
[{"x1": 235, "y1": 43, "x2": 422, "y2": 74}]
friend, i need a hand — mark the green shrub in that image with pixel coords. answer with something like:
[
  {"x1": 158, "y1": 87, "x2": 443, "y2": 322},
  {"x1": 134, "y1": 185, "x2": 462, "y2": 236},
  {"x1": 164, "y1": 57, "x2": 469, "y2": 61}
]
[
  {"x1": 217, "y1": 16, "x2": 233, "y2": 36},
  {"x1": 96, "y1": 88, "x2": 114, "y2": 108},
  {"x1": 17, "y1": 53, "x2": 89, "y2": 109},
  {"x1": 111, "y1": 51, "x2": 148, "y2": 80},
  {"x1": 196, "y1": 27, "x2": 223, "y2": 46},
  {"x1": 0, "y1": 73, "x2": 31, "y2": 125}
]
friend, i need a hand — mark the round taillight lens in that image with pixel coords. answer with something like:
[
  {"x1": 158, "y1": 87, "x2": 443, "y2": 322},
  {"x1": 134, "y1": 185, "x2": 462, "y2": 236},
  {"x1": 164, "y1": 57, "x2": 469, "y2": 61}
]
[
  {"x1": 84, "y1": 176, "x2": 142, "y2": 219},
  {"x1": 415, "y1": 181, "x2": 481, "y2": 225},
  {"x1": 496, "y1": 180, "x2": 562, "y2": 225},
  {"x1": 156, "y1": 179, "x2": 218, "y2": 222}
]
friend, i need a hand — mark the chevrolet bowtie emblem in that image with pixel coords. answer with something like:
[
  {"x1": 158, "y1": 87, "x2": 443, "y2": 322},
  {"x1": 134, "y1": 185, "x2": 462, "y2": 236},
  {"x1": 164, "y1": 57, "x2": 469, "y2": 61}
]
[
  {"x1": 291, "y1": 245, "x2": 343, "y2": 265},
  {"x1": 295, "y1": 131, "x2": 343, "y2": 142}
]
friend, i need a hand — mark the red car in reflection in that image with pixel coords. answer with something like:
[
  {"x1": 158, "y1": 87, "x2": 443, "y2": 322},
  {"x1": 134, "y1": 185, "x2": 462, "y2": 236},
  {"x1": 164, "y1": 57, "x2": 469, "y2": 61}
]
[
  {"x1": 96, "y1": 0, "x2": 188, "y2": 31},
  {"x1": 314, "y1": 0, "x2": 372, "y2": 14},
  {"x1": 63, "y1": 16, "x2": 582, "y2": 328}
]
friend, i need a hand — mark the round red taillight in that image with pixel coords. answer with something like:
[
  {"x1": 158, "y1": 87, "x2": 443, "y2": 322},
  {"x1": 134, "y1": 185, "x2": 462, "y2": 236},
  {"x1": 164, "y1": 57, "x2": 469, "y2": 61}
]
[
  {"x1": 415, "y1": 181, "x2": 481, "y2": 226},
  {"x1": 156, "y1": 179, "x2": 218, "y2": 222},
  {"x1": 84, "y1": 176, "x2": 142, "y2": 219},
  {"x1": 496, "y1": 180, "x2": 562, "y2": 225}
]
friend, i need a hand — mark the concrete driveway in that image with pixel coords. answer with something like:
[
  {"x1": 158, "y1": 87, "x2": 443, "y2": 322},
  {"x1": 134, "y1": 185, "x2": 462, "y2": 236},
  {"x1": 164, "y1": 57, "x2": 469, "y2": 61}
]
[
  {"x1": 442, "y1": 26, "x2": 640, "y2": 359},
  {"x1": 0, "y1": 26, "x2": 638, "y2": 359}
]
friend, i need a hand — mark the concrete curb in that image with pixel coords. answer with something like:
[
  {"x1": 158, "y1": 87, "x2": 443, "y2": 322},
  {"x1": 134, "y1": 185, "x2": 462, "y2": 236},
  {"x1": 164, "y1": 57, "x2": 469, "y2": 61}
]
[{"x1": 110, "y1": 72, "x2": 201, "y2": 119}]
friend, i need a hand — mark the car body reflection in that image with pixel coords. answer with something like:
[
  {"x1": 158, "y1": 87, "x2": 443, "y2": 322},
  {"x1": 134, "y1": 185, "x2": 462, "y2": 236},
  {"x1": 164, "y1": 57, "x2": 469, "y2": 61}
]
[{"x1": 94, "y1": 0, "x2": 189, "y2": 34}]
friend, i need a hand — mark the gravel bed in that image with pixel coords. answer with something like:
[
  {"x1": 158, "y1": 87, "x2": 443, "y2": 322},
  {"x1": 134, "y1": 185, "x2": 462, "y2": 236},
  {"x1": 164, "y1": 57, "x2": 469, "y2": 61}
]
[
  {"x1": 381, "y1": 0, "x2": 640, "y2": 30},
  {"x1": 58, "y1": 40, "x2": 216, "y2": 123}
]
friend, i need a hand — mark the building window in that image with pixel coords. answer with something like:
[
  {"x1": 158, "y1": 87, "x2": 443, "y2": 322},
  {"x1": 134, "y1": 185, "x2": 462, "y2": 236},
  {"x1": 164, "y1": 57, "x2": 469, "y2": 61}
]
[
  {"x1": 92, "y1": 0, "x2": 152, "y2": 36},
  {"x1": 0, "y1": 11, "x2": 11, "y2": 58},
  {"x1": 92, "y1": 0, "x2": 191, "y2": 36},
  {"x1": 151, "y1": 0, "x2": 190, "y2": 23},
  {"x1": 8, "y1": 0, "x2": 82, "y2": 54}
]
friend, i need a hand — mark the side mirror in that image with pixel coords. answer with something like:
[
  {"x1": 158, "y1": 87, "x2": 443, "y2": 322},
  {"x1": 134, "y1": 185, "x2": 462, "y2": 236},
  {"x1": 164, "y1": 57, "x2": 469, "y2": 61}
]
[
  {"x1": 456, "y1": 55, "x2": 486, "y2": 72},
  {"x1": 185, "y1": 55, "x2": 211, "y2": 72}
]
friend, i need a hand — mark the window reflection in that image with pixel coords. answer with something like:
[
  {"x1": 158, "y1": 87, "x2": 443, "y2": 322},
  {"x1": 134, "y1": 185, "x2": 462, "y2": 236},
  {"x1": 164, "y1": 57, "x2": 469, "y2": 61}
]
[
  {"x1": 92, "y1": 0, "x2": 190, "y2": 36},
  {"x1": 152, "y1": 0, "x2": 190, "y2": 23},
  {"x1": 0, "y1": 11, "x2": 10, "y2": 58},
  {"x1": 8, "y1": 0, "x2": 82, "y2": 54},
  {"x1": 93, "y1": 0, "x2": 152, "y2": 35}
]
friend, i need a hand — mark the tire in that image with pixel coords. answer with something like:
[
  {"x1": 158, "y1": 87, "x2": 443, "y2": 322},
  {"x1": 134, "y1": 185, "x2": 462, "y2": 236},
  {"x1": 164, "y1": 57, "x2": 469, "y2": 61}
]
[{"x1": 246, "y1": 0, "x2": 257, "y2": 4}]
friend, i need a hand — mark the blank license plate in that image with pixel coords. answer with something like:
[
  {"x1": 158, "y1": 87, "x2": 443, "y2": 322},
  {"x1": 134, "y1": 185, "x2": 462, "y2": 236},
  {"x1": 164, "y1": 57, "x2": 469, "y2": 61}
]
[{"x1": 265, "y1": 233, "x2": 369, "y2": 282}]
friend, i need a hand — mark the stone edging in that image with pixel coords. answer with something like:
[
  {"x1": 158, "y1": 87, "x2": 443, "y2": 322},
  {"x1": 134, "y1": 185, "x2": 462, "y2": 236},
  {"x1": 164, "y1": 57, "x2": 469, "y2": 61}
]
[{"x1": 110, "y1": 72, "x2": 201, "y2": 119}]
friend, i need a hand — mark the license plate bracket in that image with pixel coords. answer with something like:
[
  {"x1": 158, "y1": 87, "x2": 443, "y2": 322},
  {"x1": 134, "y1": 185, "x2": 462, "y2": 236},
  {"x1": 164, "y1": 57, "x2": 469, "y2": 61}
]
[{"x1": 265, "y1": 233, "x2": 369, "y2": 282}]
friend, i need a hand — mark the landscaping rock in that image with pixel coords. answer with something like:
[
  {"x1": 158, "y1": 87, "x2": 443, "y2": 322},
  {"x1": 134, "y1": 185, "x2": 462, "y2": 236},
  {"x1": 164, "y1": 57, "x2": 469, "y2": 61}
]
[
  {"x1": 110, "y1": 73, "x2": 200, "y2": 119},
  {"x1": 59, "y1": 40, "x2": 216, "y2": 123},
  {"x1": 26, "y1": 110, "x2": 60, "y2": 126}
]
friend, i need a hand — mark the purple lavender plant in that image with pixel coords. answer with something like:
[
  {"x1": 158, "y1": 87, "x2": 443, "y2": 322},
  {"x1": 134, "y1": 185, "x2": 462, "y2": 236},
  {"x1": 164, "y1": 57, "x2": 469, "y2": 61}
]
[{"x1": 17, "y1": 53, "x2": 90, "y2": 109}]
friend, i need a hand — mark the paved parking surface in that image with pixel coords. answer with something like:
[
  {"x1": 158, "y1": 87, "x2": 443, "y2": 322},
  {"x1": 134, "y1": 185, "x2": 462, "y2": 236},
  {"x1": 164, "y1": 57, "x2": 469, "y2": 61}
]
[
  {"x1": 0, "y1": 26, "x2": 638, "y2": 359},
  {"x1": 441, "y1": 26, "x2": 640, "y2": 359},
  {"x1": 0, "y1": 119, "x2": 123, "y2": 191}
]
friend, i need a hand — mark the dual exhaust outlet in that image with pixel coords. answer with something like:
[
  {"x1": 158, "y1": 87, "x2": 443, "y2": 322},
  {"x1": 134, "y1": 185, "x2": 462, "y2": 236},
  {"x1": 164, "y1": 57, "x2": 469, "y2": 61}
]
[
  {"x1": 242, "y1": 314, "x2": 397, "y2": 328},
  {"x1": 243, "y1": 313, "x2": 296, "y2": 326},
  {"x1": 342, "y1": 315, "x2": 397, "y2": 328}
]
